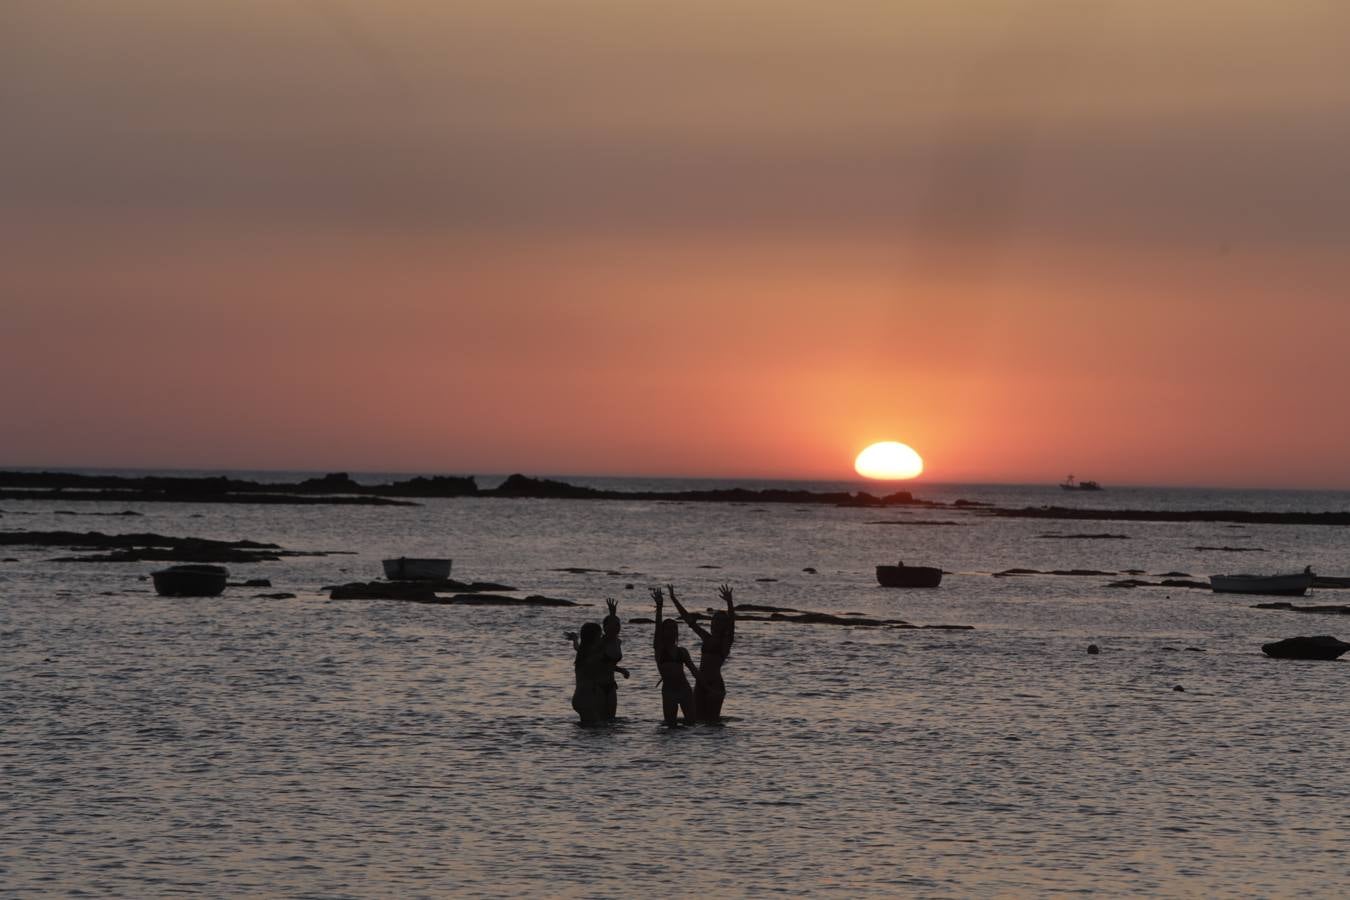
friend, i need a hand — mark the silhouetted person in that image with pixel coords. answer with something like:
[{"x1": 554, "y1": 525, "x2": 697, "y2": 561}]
[
  {"x1": 651, "y1": 587, "x2": 698, "y2": 726},
  {"x1": 564, "y1": 621, "x2": 607, "y2": 724},
  {"x1": 600, "y1": 598, "x2": 629, "y2": 719},
  {"x1": 668, "y1": 583, "x2": 736, "y2": 722}
]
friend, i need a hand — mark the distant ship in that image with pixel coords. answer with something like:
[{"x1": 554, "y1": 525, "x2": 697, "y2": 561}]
[{"x1": 1060, "y1": 475, "x2": 1103, "y2": 491}]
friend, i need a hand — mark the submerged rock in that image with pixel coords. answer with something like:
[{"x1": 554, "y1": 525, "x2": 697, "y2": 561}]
[
  {"x1": 1253, "y1": 602, "x2": 1350, "y2": 615},
  {"x1": 330, "y1": 582, "x2": 436, "y2": 601},
  {"x1": 1261, "y1": 635, "x2": 1350, "y2": 660},
  {"x1": 5, "y1": 530, "x2": 343, "y2": 564}
]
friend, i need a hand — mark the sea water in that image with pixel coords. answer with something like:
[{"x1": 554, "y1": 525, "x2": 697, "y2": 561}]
[{"x1": 3, "y1": 477, "x2": 1350, "y2": 896}]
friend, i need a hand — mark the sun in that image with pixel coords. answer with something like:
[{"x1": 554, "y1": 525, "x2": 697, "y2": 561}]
[{"x1": 854, "y1": 441, "x2": 924, "y2": 480}]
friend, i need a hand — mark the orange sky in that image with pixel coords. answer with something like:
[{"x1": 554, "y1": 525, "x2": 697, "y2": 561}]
[{"x1": 4, "y1": 2, "x2": 1350, "y2": 487}]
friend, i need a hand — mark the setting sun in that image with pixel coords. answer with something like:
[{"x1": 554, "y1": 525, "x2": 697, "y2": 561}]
[{"x1": 854, "y1": 441, "x2": 925, "y2": 480}]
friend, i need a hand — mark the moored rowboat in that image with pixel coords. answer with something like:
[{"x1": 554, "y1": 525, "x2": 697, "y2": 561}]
[
  {"x1": 152, "y1": 564, "x2": 229, "y2": 597},
  {"x1": 876, "y1": 562, "x2": 943, "y2": 588},
  {"x1": 1210, "y1": 568, "x2": 1314, "y2": 597},
  {"x1": 382, "y1": 557, "x2": 452, "y2": 581}
]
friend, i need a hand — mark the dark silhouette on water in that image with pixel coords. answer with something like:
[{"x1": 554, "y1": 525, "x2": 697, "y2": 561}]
[
  {"x1": 565, "y1": 622, "x2": 609, "y2": 724},
  {"x1": 668, "y1": 583, "x2": 736, "y2": 722},
  {"x1": 876, "y1": 560, "x2": 944, "y2": 588},
  {"x1": 652, "y1": 588, "x2": 699, "y2": 726},
  {"x1": 600, "y1": 598, "x2": 629, "y2": 720}
]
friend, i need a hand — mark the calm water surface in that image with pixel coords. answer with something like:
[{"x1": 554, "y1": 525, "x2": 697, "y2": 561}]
[{"x1": 4, "y1": 480, "x2": 1350, "y2": 895}]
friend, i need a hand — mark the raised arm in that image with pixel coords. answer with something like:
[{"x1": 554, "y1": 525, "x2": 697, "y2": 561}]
[
  {"x1": 651, "y1": 587, "x2": 664, "y2": 652},
  {"x1": 667, "y1": 584, "x2": 711, "y2": 641},
  {"x1": 719, "y1": 583, "x2": 736, "y2": 646}
]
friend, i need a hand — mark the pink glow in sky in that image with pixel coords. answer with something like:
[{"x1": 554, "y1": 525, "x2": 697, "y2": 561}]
[{"x1": 4, "y1": 2, "x2": 1350, "y2": 487}]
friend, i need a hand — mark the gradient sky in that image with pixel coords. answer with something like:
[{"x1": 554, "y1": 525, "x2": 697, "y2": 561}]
[{"x1": 4, "y1": 2, "x2": 1349, "y2": 486}]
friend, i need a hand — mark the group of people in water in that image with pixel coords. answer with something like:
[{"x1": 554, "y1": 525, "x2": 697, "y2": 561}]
[{"x1": 564, "y1": 584, "x2": 736, "y2": 726}]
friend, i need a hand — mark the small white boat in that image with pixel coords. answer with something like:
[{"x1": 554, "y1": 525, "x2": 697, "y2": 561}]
[
  {"x1": 1210, "y1": 568, "x2": 1314, "y2": 597},
  {"x1": 382, "y1": 557, "x2": 452, "y2": 581}
]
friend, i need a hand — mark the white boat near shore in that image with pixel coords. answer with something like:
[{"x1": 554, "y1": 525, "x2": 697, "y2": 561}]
[
  {"x1": 382, "y1": 557, "x2": 452, "y2": 581},
  {"x1": 1210, "y1": 568, "x2": 1314, "y2": 596}
]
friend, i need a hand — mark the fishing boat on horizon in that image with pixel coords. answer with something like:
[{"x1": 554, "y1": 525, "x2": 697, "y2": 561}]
[{"x1": 1060, "y1": 475, "x2": 1103, "y2": 491}]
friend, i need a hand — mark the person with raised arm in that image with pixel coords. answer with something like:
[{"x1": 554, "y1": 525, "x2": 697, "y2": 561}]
[
  {"x1": 563, "y1": 621, "x2": 607, "y2": 725},
  {"x1": 667, "y1": 583, "x2": 736, "y2": 722},
  {"x1": 599, "y1": 598, "x2": 629, "y2": 720},
  {"x1": 651, "y1": 587, "x2": 698, "y2": 726}
]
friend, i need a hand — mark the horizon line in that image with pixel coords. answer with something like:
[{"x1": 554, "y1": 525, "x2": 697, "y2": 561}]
[{"x1": 2, "y1": 462, "x2": 1348, "y2": 494}]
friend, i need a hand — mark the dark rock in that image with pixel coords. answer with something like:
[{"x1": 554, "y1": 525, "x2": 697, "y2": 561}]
[
  {"x1": 1173, "y1": 685, "x2": 1185, "y2": 692},
  {"x1": 737, "y1": 603, "x2": 805, "y2": 613},
  {"x1": 448, "y1": 594, "x2": 580, "y2": 607},
  {"x1": 1158, "y1": 571, "x2": 1193, "y2": 578},
  {"x1": 228, "y1": 578, "x2": 273, "y2": 588},
  {"x1": 755, "y1": 577, "x2": 778, "y2": 582},
  {"x1": 330, "y1": 582, "x2": 436, "y2": 601},
  {"x1": 297, "y1": 472, "x2": 363, "y2": 493},
  {"x1": 483, "y1": 473, "x2": 933, "y2": 507},
  {"x1": 770, "y1": 612, "x2": 899, "y2": 627},
  {"x1": 324, "y1": 578, "x2": 515, "y2": 598},
  {"x1": 629, "y1": 617, "x2": 655, "y2": 625},
  {"x1": 867, "y1": 520, "x2": 968, "y2": 526},
  {"x1": 1254, "y1": 602, "x2": 1350, "y2": 615},
  {"x1": 1160, "y1": 579, "x2": 1210, "y2": 589},
  {"x1": 1193, "y1": 546, "x2": 1266, "y2": 553},
  {"x1": 1038, "y1": 533, "x2": 1130, "y2": 540},
  {"x1": 6, "y1": 530, "x2": 341, "y2": 564},
  {"x1": 369, "y1": 474, "x2": 478, "y2": 498},
  {"x1": 1261, "y1": 635, "x2": 1350, "y2": 660},
  {"x1": 697, "y1": 565, "x2": 722, "y2": 569},
  {"x1": 624, "y1": 583, "x2": 634, "y2": 590},
  {"x1": 1087, "y1": 644, "x2": 1100, "y2": 654},
  {"x1": 254, "y1": 592, "x2": 296, "y2": 599},
  {"x1": 990, "y1": 506, "x2": 1350, "y2": 526},
  {"x1": 802, "y1": 567, "x2": 817, "y2": 574},
  {"x1": 1185, "y1": 647, "x2": 1205, "y2": 652}
]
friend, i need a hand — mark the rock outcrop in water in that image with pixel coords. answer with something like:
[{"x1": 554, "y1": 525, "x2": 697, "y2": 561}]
[
  {"x1": 327, "y1": 579, "x2": 577, "y2": 606},
  {"x1": 1261, "y1": 635, "x2": 1350, "y2": 660},
  {"x1": 1252, "y1": 602, "x2": 1350, "y2": 616},
  {"x1": 326, "y1": 578, "x2": 517, "y2": 600},
  {"x1": 0, "y1": 470, "x2": 936, "y2": 508},
  {"x1": 2, "y1": 530, "x2": 344, "y2": 563},
  {"x1": 989, "y1": 506, "x2": 1350, "y2": 527}
]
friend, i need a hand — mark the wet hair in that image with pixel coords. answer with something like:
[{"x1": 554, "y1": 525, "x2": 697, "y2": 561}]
[
  {"x1": 658, "y1": 618, "x2": 679, "y2": 644},
  {"x1": 602, "y1": 614, "x2": 621, "y2": 635}
]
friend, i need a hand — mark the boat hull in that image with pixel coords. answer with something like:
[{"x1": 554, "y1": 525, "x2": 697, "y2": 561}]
[
  {"x1": 1210, "y1": 572, "x2": 1313, "y2": 596},
  {"x1": 876, "y1": 565, "x2": 943, "y2": 588},
  {"x1": 152, "y1": 564, "x2": 229, "y2": 597},
  {"x1": 382, "y1": 557, "x2": 453, "y2": 581}
]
